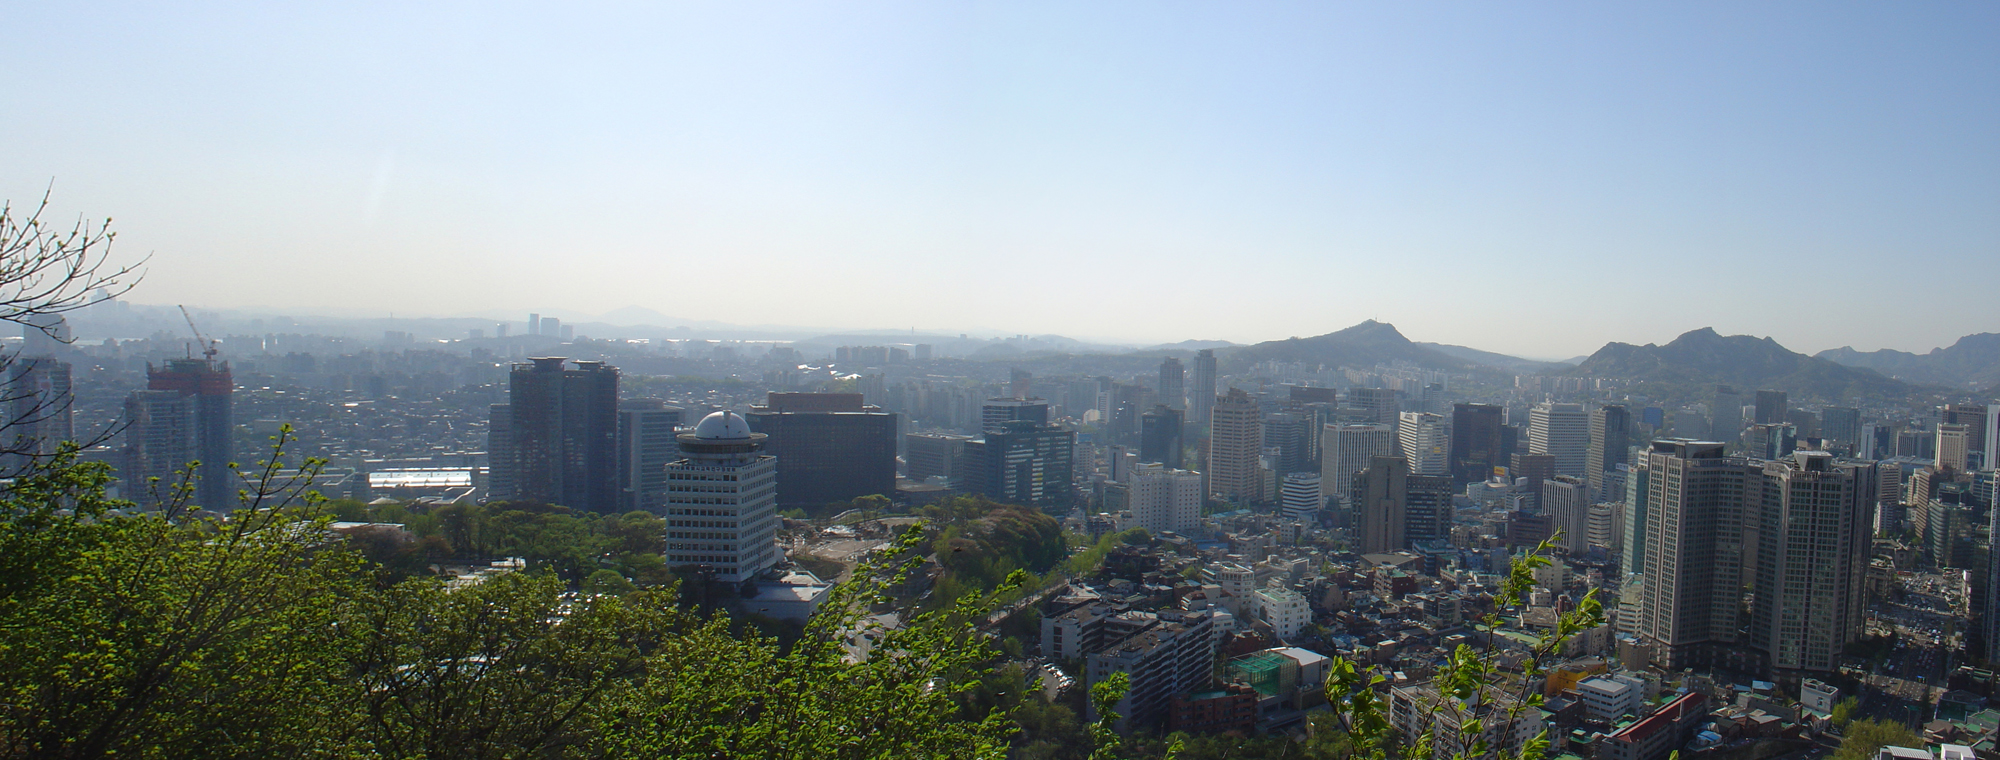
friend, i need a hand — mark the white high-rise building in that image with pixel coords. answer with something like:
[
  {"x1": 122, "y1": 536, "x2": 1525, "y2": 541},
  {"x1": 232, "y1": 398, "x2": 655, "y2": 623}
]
[
  {"x1": 1280, "y1": 472, "x2": 1322, "y2": 522},
  {"x1": 1542, "y1": 475, "x2": 1589, "y2": 553},
  {"x1": 1937, "y1": 423, "x2": 1971, "y2": 473},
  {"x1": 1397, "y1": 412, "x2": 1449, "y2": 476},
  {"x1": 1322, "y1": 423, "x2": 1396, "y2": 502},
  {"x1": 1529, "y1": 402, "x2": 1590, "y2": 478},
  {"x1": 664, "y1": 411, "x2": 780, "y2": 583},
  {"x1": 1129, "y1": 462, "x2": 1203, "y2": 534}
]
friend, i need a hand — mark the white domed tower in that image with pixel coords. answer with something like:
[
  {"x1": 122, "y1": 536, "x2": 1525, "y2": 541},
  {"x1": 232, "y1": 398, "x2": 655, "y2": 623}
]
[{"x1": 663, "y1": 411, "x2": 779, "y2": 583}]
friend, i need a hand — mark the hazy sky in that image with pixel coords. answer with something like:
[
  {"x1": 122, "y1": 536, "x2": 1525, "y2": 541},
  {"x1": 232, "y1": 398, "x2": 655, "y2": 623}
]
[{"x1": 4, "y1": 2, "x2": 1995, "y2": 358}]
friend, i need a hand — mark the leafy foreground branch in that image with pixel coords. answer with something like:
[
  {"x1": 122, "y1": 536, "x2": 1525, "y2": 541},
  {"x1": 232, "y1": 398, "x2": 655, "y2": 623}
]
[{"x1": 0, "y1": 434, "x2": 1025, "y2": 759}]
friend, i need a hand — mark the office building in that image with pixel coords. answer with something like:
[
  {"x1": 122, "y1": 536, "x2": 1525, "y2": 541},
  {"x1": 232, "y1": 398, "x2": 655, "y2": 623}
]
[
  {"x1": 1280, "y1": 472, "x2": 1321, "y2": 522},
  {"x1": 1139, "y1": 405, "x2": 1183, "y2": 469},
  {"x1": 1543, "y1": 475, "x2": 1589, "y2": 553},
  {"x1": 1262, "y1": 411, "x2": 1313, "y2": 475},
  {"x1": 1207, "y1": 388, "x2": 1263, "y2": 503},
  {"x1": 1450, "y1": 403, "x2": 1506, "y2": 488},
  {"x1": 1745, "y1": 423, "x2": 1797, "y2": 461},
  {"x1": 1188, "y1": 349, "x2": 1218, "y2": 430},
  {"x1": 1936, "y1": 423, "x2": 1971, "y2": 473},
  {"x1": 499, "y1": 358, "x2": 619, "y2": 512},
  {"x1": 663, "y1": 411, "x2": 779, "y2": 583},
  {"x1": 747, "y1": 392, "x2": 898, "y2": 509},
  {"x1": 1510, "y1": 453, "x2": 1557, "y2": 510},
  {"x1": 143, "y1": 358, "x2": 234, "y2": 509},
  {"x1": 1712, "y1": 386, "x2": 1744, "y2": 442},
  {"x1": 1397, "y1": 411, "x2": 1449, "y2": 476},
  {"x1": 1158, "y1": 357, "x2": 1185, "y2": 412},
  {"x1": 981, "y1": 397, "x2": 1050, "y2": 433},
  {"x1": 1754, "y1": 390, "x2": 1788, "y2": 426},
  {"x1": 486, "y1": 404, "x2": 515, "y2": 500},
  {"x1": 905, "y1": 433, "x2": 972, "y2": 483},
  {"x1": 1750, "y1": 452, "x2": 1874, "y2": 673},
  {"x1": 1820, "y1": 407, "x2": 1861, "y2": 453},
  {"x1": 1129, "y1": 462, "x2": 1203, "y2": 534},
  {"x1": 3, "y1": 355, "x2": 72, "y2": 473},
  {"x1": 1529, "y1": 402, "x2": 1589, "y2": 478},
  {"x1": 965, "y1": 419, "x2": 1076, "y2": 509},
  {"x1": 1620, "y1": 465, "x2": 1650, "y2": 579},
  {"x1": 1349, "y1": 387, "x2": 1400, "y2": 429},
  {"x1": 1637, "y1": 440, "x2": 1751, "y2": 671},
  {"x1": 1405, "y1": 473, "x2": 1453, "y2": 546},
  {"x1": 1587, "y1": 503, "x2": 1621, "y2": 555},
  {"x1": 617, "y1": 399, "x2": 682, "y2": 511},
  {"x1": 1323, "y1": 424, "x2": 1396, "y2": 504},
  {"x1": 1355, "y1": 455, "x2": 1409, "y2": 554},
  {"x1": 1587, "y1": 404, "x2": 1630, "y2": 502}
]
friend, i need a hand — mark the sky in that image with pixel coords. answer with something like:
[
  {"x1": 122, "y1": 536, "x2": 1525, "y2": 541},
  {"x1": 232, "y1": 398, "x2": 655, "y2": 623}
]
[{"x1": 2, "y1": 2, "x2": 1995, "y2": 359}]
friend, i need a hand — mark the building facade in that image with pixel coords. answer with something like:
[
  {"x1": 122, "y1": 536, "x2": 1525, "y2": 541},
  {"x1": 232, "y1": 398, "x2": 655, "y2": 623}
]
[{"x1": 664, "y1": 411, "x2": 780, "y2": 583}]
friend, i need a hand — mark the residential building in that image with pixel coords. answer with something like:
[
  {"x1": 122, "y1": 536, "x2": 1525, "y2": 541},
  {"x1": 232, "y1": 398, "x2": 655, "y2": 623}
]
[
  {"x1": 141, "y1": 358, "x2": 234, "y2": 509},
  {"x1": 1598, "y1": 691, "x2": 1709, "y2": 760},
  {"x1": 1250, "y1": 585, "x2": 1309, "y2": 640},
  {"x1": 1751, "y1": 452, "x2": 1875, "y2": 674},
  {"x1": 1576, "y1": 674, "x2": 1647, "y2": 720},
  {"x1": 1085, "y1": 610, "x2": 1217, "y2": 732},
  {"x1": 1129, "y1": 463, "x2": 1203, "y2": 534},
  {"x1": 1389, "y1": 683, "x2": 1547, "y2": 760},
  {"x1": 1207, "y1": 388, "x2": 1263, "y2": 503},
  {"x1": 121, "y1": 389, "x2": 193, "y2": 506}
]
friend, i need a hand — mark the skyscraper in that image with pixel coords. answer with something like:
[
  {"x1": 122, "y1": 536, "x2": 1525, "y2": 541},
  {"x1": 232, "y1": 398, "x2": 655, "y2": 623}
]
[
  {"x1": 1262, "y1": 411, "x2": 1312, "y2": 475},
  {"x1": 1397, "y1": 411, "x2": 1449, "y2": 476},
  {"x1": 1638, "y1": 440, "x2": 1750, "y2": 671},
  {"x1": 1280, "y1": 472, "x2": 1322, "y2": 522},
  {"x1": 144, "y1": 358, "x2": 234, "y2": 509},
  {"x1": 1206, "y1": 388, "x2": 1263, "y2": 503},
  {"x1": 1754, "y1": 390, "x2": 1788, "y2": 426},
  {"x1": 747, "y1": 392, "x2": 898, "y2": 510},
  {"x1": 1158, "y1": 357, "x2": 1186, "y2": 412},
  {"x1": 486, "y1": 404, "x2": 515, "y2": 501},
  {"x1": 121, "y1": 389, "x2": 193, "y2": 507},
  {"x1": 664, "y1": 411, "x2": 779, "y2": 583},
  {"x1": 617, "y1": 399, "x2": 682, "y2": 511},
  {"x1": 1942, "y1": 403, "x2": 1988, "y2": 469},
  {"x1": 1129, "y1": 462, "x2": 1203, "y2": 534},
  {"x1": 964, "y1": 419, "x2": 1076, "y2": 509},
  {"x1": 1510, "y1": 453, "x2": 1556, "y2": 510},
  {"x1": 501, "y1": 357, "x2": 620, "y2": 512},
  {"x1": 1348, "y1": 387, "x2": 1400, "y2": 429},
  {"x1": 1188, "y1": 349, "x2": 1218, "y2": 430},
  {"x1": 1542, "y1": 475, "x2": 1588, "y2": 553},
  {"x1": 1712, "y1": 385, "x2": 1744, "y2": 442},
  {"x1": 1586, "y1": 404, "x2": 1630, "y2": 502},
  {"x1": 1750, "y1": 452, "x2": 1874, "y2": 673},
  {"x1": 1405, "y1": 473, "x2": 1454, "y2": 546},
  {"x1": 1528, "y1": 402, "x2": 1589, "y2": 478},
  {"x1": 1139, "y1": 404, "x2": 1183, "y2": 468},
  {"x1": 1449, "y1": 403, "x2": 1505, "y2": 488},
  {"x1": 1819, "y1": 407, "x2": 1862, "y2": 453},
  {"x1": 1936, "y1": 423, "x2": 1970, "y2": 473},
  {"x1": 1323, "y1": 424, "x2": 1396, "y2": 504},
  {"x1": 3, "y1": 355, "x2": 72, "y2": 473},
  {"x1": 1356, "y1": 455, "x2": 1408, "y2": 554},
  {"x1": 982, "y1": 397, "x2": 1051, "y2": 432}
]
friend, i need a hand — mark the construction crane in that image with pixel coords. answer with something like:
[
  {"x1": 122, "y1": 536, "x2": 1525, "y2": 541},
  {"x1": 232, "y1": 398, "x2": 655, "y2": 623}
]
[{"x1": 178, "y1": 304, "x2": 219, "y2": 361}]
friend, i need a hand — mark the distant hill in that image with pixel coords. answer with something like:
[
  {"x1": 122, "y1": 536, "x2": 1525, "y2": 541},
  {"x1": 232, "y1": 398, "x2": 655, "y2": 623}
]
[
  {"x1": 1224, "y1": 321, "x2": 1474, "y2": 372},
  {"x1": 1816, "y1": 333, "x2": 2000, "y2": 390},
  {"x1": 1141, "y1": 339, "x2": 1238, "y2": 353},
  {"x1": 1571, "y1": 327, "x2": 1916, "y2": 402},
  {"x1": 1416, "y1": 342, "x2": 1564, "y2": 373}
]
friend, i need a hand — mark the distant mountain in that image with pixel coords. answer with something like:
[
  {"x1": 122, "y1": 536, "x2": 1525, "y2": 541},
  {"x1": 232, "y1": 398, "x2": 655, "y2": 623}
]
[
  {"x1": 1416, "y1": 342, "x2": 1563, "y2": 373},
  {"x1": 1816, "y1": 333, "x2": 2000, "y2": 390},
  {"x1": 1141, "y1": 339, "x2": 1239, "y2": 353},
  {"x1": 1571, "y1": 327, "x2": 1916, "y2": 402},
  {"x1": 1224, "y1": 321, "x2": 1474, "y2": 372}
]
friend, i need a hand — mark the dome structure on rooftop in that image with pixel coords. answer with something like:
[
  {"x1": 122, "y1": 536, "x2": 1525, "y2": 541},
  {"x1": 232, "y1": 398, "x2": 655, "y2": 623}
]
[{"x1": 690, "y1": 410, "x2": 755, "y2": 440}]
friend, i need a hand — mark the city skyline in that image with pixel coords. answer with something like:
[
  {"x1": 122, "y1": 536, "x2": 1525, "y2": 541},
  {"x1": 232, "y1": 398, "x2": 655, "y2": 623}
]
[{"x1": 4, "y1": 3, "x2": 1996, "y2": 359}]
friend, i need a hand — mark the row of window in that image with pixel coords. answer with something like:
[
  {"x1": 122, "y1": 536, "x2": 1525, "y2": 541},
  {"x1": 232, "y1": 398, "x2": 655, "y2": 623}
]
[{"x1": 668, "y1": 532, "x2": 736, "y2": 540}]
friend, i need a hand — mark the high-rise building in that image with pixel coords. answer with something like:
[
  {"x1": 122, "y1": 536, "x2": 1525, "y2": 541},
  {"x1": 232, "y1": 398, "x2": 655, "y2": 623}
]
[
  {"x1": 1280, "y1": 472, "x2": 1322, "y2": 523},
  {"x1": 1158, "y1": 357, "x2": 1186, "y2": 412},
  {"x1": 121, "y1": 390, "x2": 193, "y2": 507},
  {"x1": 1619, "y1": 465, "x2": 1650, "y2": 579},
  {"x1": 1587, "y1": 503, "x2": 1620, "y2": 555},
  {"x1": 501, "y1": 357, "x2": 619, "y2": 512},
  {"x1": 3, "y1": 355, "x2": 72, "y2": 473},
  {"x1": 664, "y1": 411, "x2": 779, "y2": 583},
  {"x1": 1750, "y1": 452, "x2": 1874, "y2": 673},
  {"x1": 1207, "y1": 389, "x2": 1263, "y2": 503},
  {"x1": 1139, "y1": 405, "x2": 1183, "y2": 469},
  {"x1": 1397, "y1": 412, "x2": 1449, "y2": 476},
  {"x1": 1449, "y1": 403, "x2": 1505, "y2": 488},
  {"x1": 21, "y1": 314, "x2": 71, "y2": 358},
  {"x1": 1262, "y1": 411, "x2": 1313, "y2": 475},
  {"x1": 144, "y1": 358, "x2": 234, "y2": 509},
  {"x1": 1936, "y1": 423, "x2": 1970, "y2": 473},
  {"x1": 1510, "y1": 453, "x2": 1556, "y2": 510},
  {"x1": 964, "y1": 419, "x2": 1076, "y2": 509},
  {"x1": 1712, "y1": 386, "x2": 1744, "y2": 442},
  {"x1": 1349, "y1": 388, "x2": 1400, "y2": 430},
  {"x1": 617, "y1": 399, "x2": 683, "y2": 511},
  {"x1": 1188, "y1": 350, "x2": 1218, "y2": 430},
  {"x1": 905, "y1": 433, "x2": 973, "y2": 483},
  {"x1": 1587, "y1": 404, "x2": 1630, "y2": 502},
  {"x1": 1542, "y1": 475, "x2": 1589, "y2": 553},
  {"x1": 486, "y1": 404, "x2": 514, "y2": 501},
  {"x1": 1356, "y1": 455, "x2": 1409, "y2": 554},
  {"x1": 1819, "y1": 407, "x2": 1862, "y2": 453},
  {"x1": 1745, "y1": 423, "x2": 1798, "y2": 461},
  {"x1": 747, "y1": 392, "x2": 898, "y2": 509},
  {"x1": 1322, "y1": 424, "x2": 1395, "y2": 505},
  {"x1": 1528, "y1": 402, "x2": 1589, "y2": 478},
  {"x1": 1637, "y1": 440, "x2": 1751, "y2": 671},
  {"x1": 1984, "y1": 403, "x2": 2000, "y2": 472},
  {"x1": 1130, "y1": 463, "x2": 1203, "y2": 534},
  {"x1": 1009, "y1": 368, "x2": 1033, "y2": 400},
  {"x1": 1754, "y1": 390, "x2": 1788, "y2": 426},
  {"x1": 1405, "y1": 474, "x2": 1454, "y2": 546},
  {"x1": 982, "y1": 397, "x2": 1051, "y2": 432}
]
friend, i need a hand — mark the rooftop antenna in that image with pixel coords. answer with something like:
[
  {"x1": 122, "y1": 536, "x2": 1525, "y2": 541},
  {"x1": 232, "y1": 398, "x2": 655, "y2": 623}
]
[{"x1": 178, "y1": 305, "x2": 219, "y2": 362}]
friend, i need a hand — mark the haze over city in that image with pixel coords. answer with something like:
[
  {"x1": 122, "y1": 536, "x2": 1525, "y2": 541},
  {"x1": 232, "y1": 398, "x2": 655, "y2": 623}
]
[{"x1": 4, "y1": 2, "x2": 1996, "y2": 359}]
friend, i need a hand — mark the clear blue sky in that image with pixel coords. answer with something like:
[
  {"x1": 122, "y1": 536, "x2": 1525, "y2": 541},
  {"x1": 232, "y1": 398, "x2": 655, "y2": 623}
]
[{"x1": 3, "y1": 2, "x2": 1994, "y2": 358}]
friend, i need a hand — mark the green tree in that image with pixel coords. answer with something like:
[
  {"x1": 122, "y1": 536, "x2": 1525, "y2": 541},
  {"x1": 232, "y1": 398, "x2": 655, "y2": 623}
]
[
  {"x1": 1831, "y1": 696, "x2": 1861, "y2": 730},
  {"x1": 1833, "y1": 718, "x2": 1921, "y2": 760}
]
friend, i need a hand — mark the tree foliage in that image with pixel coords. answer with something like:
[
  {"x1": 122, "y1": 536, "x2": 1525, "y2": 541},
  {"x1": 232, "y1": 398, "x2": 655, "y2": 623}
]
[{"x1": 1833, "y1": 718, "x2": 1920, "y2": 760}]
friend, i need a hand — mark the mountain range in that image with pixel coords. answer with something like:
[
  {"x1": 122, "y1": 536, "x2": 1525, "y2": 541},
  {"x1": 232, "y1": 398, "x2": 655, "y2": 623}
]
[
  {"x1": 1223, "y1": 320, "x2": 1479, "y2": 373},
  {"x1": 1568, "y1": 327, "x2": 1915, "y2": 402},
  {"x1": 1815, "y1": 333, "x2": 2000, "y2": 390}
]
